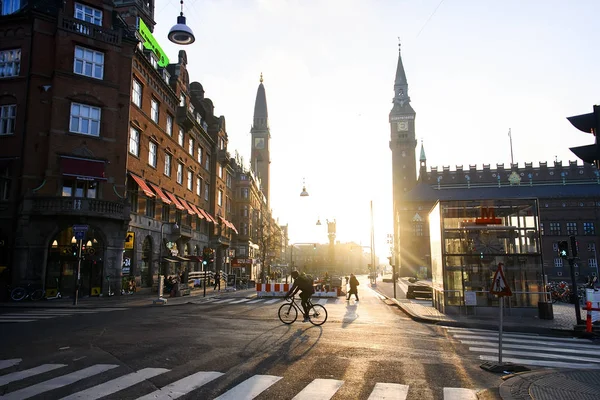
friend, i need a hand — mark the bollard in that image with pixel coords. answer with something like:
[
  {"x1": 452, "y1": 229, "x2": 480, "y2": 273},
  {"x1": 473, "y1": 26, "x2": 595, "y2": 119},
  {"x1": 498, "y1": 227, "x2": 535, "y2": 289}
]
[{"x1": 587, "y1": 301, "x2": 592, "y2": 333}]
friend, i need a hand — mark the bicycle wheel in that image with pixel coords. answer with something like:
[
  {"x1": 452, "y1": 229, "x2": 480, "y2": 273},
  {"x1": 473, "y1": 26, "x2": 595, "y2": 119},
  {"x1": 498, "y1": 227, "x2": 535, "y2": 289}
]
[
  {"x1": 278, "y1": 303, "x2": 298, "y2": 324},
  {"x1": 308, "y1": 304, "x2": 327, "y2": 326},
  {"x1": 30, "y1": 289, "x2": 45, "y2": 301},
  {"x1": 10, "y1": 287, "x2": 27, "y2": 302}
]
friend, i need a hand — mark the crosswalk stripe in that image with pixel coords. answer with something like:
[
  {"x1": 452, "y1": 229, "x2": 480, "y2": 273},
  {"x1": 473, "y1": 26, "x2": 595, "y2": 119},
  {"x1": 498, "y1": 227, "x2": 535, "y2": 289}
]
[
  {"x1": 469, "y1": 347, "x2": 600, "y2": 363},
  {"x1": 446, "y1": 328, "x2": 589, "y2": 342},
  {"x1": 0, "y1": 319, "x2": 37, "y2": 323},
  {"x1": 367, "y1": 382, "x2": 409, "y2": 400},
  {"x1": 93, "y1": 308, "x2": 128, "y2": 311},
  {"x1": 60, "y1": 367, "x2": 169, "y2": 400},
  {"x1": 0, "y1": 359, "x2": 21, "y2": 371},
  {"x1": 214, "y1": 375, "x2": 282, "y2": 400},
  {"x1": 264, "y1": 299, "x2": 280, "y2": 304},
  {"x1": 246, "y1": 299, "x2": 263, "y2": 304},
  {"x1": 453, "y1": 334, "x2": 599, "y2": 350},
  {"x1": 443, "y1": 387, "x2": 478, "y2": 400},
  {"x1": 136, "y1": 371, "x2": 223, "y2": 400},
  {"x1": 315, "y1": 299, "x2": 328, "y2": 306},
  {"x1": 23, "y1": 310, "x2": 99, "y2": 314},
  {"x1": 0, "y1": 315, "x2": 58, "y2": 319},
  {"x1": 0, "y1": 364, "x2": 66, "y2": 386},
  {"x1": 292, "y1": 378, "x2": 343, "y2": 400},
  {"x1": 1, "y1": 364, "x2": 118, "y2": 400},
  {"x1": 479, "y1": 355, "x2": 600, "y2": 369},
  {"x1": 211, "y1": 298, "x2": 236, "y2": 304},
  {"x1": 229, "y1": 299, "x2": 251, "y2": 304},
  {"x1": 460, "y1": 340, "x2": 600, "y2": 356}
]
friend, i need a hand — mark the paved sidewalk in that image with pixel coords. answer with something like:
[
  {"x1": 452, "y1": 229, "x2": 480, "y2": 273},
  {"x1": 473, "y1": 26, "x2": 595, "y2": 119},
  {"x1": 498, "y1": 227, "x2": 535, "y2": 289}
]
[{"x1": 499, "y1": 369, "x2": 600, "y2": 400}]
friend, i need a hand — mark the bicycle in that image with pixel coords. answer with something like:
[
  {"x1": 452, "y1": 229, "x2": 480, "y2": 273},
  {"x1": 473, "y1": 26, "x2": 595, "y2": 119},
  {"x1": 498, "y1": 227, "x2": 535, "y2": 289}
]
[
  {"x1": 10, "y1": 283, "x2": 45, "y2": 302},
  {"x1": 278, "y1": 295, "x2": 328, "y2": 326}
]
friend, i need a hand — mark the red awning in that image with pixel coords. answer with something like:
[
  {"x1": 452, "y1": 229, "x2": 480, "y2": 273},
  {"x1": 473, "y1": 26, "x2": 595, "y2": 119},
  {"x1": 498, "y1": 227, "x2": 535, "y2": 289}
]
[
  {"x1": 185, "y1": 255, "x2": 203, "y2": 262},
  {"x1": 165, "y1": 191, "x2": 185, "y2": 210},
  {"x1": 202, "y1": 210, "x2": 217, "y2": 224},
  {"x1": 178, "y1": 198, "x2": 195, "y2": 215},
  {"x1": 229, "y1": 221, "x2": 238, "y2": 234},
  {"x1": 148, "y1": 183, "x2": 171, "y2": 204},
  {"x1": 189, "y1": 203, "x2": 205, "y2": 219},
  {"x1": 198, "y1": 208, "x2": 212, "y2": 222},
  {"x1": 129, "y1": 173, "x2": 155, "y2": 197},
  {"x1": 61, "y1": 156, "x2": 106, "y2": 180}
]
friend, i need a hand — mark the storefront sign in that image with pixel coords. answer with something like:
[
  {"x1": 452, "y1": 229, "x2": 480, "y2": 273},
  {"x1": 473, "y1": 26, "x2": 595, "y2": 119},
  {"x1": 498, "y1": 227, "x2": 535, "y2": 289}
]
[
  {"x1": 124, "y1": 231, "x2": 135, "y2": 249},
  {"x1": 476, "y1": 207, "x2": 502, "y2": 225},
  {"x1": 231, "y1": 258, "x2": 253, "y2": 267},
  {"x1": 138, "y1": 19, "x2": 169, "y2": 67}
]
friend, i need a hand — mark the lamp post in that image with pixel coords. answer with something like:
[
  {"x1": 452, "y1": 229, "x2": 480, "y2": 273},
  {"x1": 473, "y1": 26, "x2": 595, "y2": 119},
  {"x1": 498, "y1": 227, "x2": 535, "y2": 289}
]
[{"x1": 154, "y1": 221, "x2": 178, "y2": 305}]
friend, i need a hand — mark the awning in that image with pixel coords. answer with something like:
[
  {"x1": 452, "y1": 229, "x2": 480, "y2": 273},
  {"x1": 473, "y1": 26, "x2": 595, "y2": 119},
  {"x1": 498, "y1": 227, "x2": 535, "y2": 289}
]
[
  {"x1": 229, "y1": 222, "x2": 238, "y2": 234},
  {"x1": 61, "y1": 156, "x2": 106, "y2": 180},
  {"x1": 165, "y1": 191, "x2": 185, "y2": 210},
  {"x1": 162, "y1": 257, "x2": 179, "y2": 263},
  {"x1": 201, "y1": 209, "x2": 217, "y2": 224},
  {"x1": 177, "y1": 198, "x2": 195, "y2": 215},
  {"x1": 171, "y1": 255, "x2": 189, "y2": 262},
  {"x1": 189, "y1": 203, "x2": 205, "y2": 219},
  {"x1": 185, "y1": 255, "x2": 203, "y2": 262},
  {"x1": 149, "y1": 183, "x2": 171, "y2": 204},
  {"x1": 219, "y1": 216, "x2": 238, "y2": 234},
  {"x1": 129, "y1": 173, "x2": 155, "y2": 197}
]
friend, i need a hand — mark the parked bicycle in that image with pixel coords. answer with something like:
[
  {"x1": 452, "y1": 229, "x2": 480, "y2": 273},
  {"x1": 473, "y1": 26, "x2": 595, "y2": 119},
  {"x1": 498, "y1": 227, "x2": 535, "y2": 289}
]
[
  {"x1": 278, "y1": 295, "x2": 327, "y2": 326},
  {"x1": 10, "y1": 282, "x2": 45, "y2": 302}
]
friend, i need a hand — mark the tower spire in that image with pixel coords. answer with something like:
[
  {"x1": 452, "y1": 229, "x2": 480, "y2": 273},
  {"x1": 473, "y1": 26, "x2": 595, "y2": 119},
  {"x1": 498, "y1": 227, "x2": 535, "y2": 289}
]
[
  {"x1": 251, "y1": 74, "x2": 271, "y2": 206},
  {"x1": 393, "y1": 39, "x2": 410, "y2": 106}
]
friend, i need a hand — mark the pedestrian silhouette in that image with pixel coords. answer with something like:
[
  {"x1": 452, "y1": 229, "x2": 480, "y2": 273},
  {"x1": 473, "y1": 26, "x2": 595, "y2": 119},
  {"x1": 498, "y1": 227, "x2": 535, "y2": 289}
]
[
  {"x1": 347, "y1": 273, "x2": 359, "y2": 301},
  {"x1": 214, "y1": 271, "x2": 221, "y2": 291}
]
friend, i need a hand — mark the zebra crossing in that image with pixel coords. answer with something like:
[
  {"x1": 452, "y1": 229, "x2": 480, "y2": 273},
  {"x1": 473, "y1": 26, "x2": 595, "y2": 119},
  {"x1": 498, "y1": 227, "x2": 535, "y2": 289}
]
[
  {"x1": 0, "y1": 308, "x2": 128, "y2": 324},
  {"x1": 443, "y1": 327, "x2": 600, "y2": 369},
  {"x1": 193, "y1": 296, "x2": 380, "y2": 306},
  {"x1": 0, "y1": 358, "x2": 479, "y2": 400}
]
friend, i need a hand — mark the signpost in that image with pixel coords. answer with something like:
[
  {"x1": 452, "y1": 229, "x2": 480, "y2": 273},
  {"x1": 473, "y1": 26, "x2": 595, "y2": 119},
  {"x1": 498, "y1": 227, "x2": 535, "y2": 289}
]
[{"x1": 72, "y1": 225, "x2": 88, "y2": 305}]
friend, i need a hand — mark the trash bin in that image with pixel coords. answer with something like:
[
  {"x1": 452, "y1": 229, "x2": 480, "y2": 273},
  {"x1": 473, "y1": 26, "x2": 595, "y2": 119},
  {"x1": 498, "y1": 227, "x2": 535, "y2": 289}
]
[{"x1": 538, "y1": 301, "x2": 554, "y2": 320}]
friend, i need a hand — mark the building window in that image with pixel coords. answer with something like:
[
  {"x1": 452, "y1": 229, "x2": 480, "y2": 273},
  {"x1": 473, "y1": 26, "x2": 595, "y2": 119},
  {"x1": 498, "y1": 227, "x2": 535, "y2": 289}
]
[
  {"x1": 162, "y1": 204, "x2": 170, "y2": 222},
  {"x1": 62, "y1": 178, "x2": 97, "y2": 198},
  {"x1": 146, "y1": 197, "x2": 155, "y2": 218},
  {"x1": 73, "y1": 46, "x2": 103, "y2": 79},
  {"x1": 0, "y1": 104, "x2": 16, "y2": 135},
  {"x1": 178, "y1": 128, "x2": 184, "y2": 147},
  {"x1": 175, "y1": 210, "x2": 182, "y2": 226},
  {"x1": 554, "y1": 258, "x2": 563, "y2": 268},
  {"x1": 226, "y1": 196, "x2": 231, "y2": 213},
  {"x1": 187, "y1": 170, "x2": 193, "y2": 191},
  {"x1": 132, "y1": 79, "x2": 142, "y2": 107},
  {"x1": 218, "y1": 189, "x2": 223, "y2": 207},
  {"x1": 241, "y1": 188, "x2": 249, "y2": 199},
  {"x1": 566, "y1": 222, "x2": 578, "y2": 236},
  {"x1": 75, "y1": 2, "x2": 102, "y2": 25},
  {"x1": 0, "y1": 165, "x2": 11, "y2": 200},
  {"x1": 589, "y1": 258, "x2": 598, "y2": 273},
  {"x1": 588, "y1": 243, "x2": 596, "y2": 252},
  {"x1": 70, "y1": 103, "x2": 101, "y2": 136},
  {"x1": 129, "y1": 127, "x2": 140, "y2": 156},
  {"x1": 413, "y1": 222, "x2": 423, "y2": 236},
  {"x1": 188, "y1": 138, "x2": 194, "y2": 155},
  {"x1": 166, "y1": 114, "x2": 173, "y2": 136},
  {"x1": 549, "y1": 222, "x2": 561, "y2": 235},
  {"x1": 179, "y1": 93, "x2": 185, "y2": 107},
  {"x1": 205, "y1": 155, "x2": 210, "y2": 171},
  {"x1": 584, "y1": 222, "x2": 595, "y2": 236},
  {"x1": 196, "y1": 177, "x2": 201, "y2": 196},
  {"x1": 197, "y1": 147, "x2": 202, "y2": 164},
  {"x1": 539, "y1": 223, "x2": 544, "y2": 236},
  {"x1": 2, "y1": 0, "x2": 23, "y2": 15},
  {"x1": 164, "y1": 153, "x2": 171, "y2": 176},
  {"x1": 218, "y1": 164, "x2": 223, "y2": 179},
  {"x1": 242, "y1": 206, "x2": 248, "y2": 217},
  {"x1": 177, "y1": 162, "x2": 183, "y2": 184},
  {"x1": 0, "y1": 49, "x2": 21, "y2": 78},
  {"x1": 148, "y1": 141, "x2": 157, "y2": 167},
  {"x1": 151, "y1": 98, "x2": 159, "y2": 123},
  {"x1": 204, "y1": 183, "x2": 209, "y2": 201}
]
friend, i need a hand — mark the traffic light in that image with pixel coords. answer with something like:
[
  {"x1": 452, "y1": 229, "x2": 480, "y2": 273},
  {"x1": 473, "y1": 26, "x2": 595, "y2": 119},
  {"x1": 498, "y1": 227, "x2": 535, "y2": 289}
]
[
  {"x1": 569, "y1": 235, "x2": 579, "y2": 258},
  {"x1": 71, "y1": 243, "x2": 78, "y2": 256},
  {"x1": 557, "y1": 241, "x2": 569, "y2": 259},
  {"x1": 568, "y1": 105, "x2": 600, "y2": 168}
]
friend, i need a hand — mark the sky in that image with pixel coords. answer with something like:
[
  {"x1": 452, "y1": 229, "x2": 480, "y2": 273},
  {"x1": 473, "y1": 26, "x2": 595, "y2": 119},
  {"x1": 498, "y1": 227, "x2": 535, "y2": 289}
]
[{"x1": 152, "y1": 0, "x2": 600, "y2": 257}]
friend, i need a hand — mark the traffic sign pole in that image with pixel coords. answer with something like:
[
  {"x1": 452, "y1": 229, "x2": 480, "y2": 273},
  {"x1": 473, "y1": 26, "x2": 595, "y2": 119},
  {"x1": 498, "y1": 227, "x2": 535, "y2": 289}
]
[{"x1": 73, "y1": 239, "x2": 82, "y2": 305}]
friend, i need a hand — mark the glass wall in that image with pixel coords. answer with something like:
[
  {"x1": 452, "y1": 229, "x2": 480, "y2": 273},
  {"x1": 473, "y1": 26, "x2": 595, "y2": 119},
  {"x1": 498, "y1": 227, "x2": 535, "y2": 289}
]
[{"x1": 430, "y1": 199, "x2": 544, "y2": 312}]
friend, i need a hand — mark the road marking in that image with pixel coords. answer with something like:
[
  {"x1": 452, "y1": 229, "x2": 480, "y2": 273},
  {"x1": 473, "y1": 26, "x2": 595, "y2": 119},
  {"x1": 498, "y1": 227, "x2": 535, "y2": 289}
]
[
  {"x1": 246, "y1": 299, "x2": 263, "y2": 304},
  {"x1": 0, "y1": 314, "x2": 57, "y2": 318},
  {"x1": 2, "y1": 364, "x2": 118, "y2": 400},
  {"x1": 136, "y1": 371, "x2": 223, "y2": 400},
  {"x1": 229, "y1": 298, "x2": 252, "y2": 304},
  {"x1": 460, "y1": 340, "x2": 600, "y2": 355},
  {"x1": 211, "y1": 298, "x2": 237, "y2": 304},
  {"x1": 0, "y1": 359, "x2": 21, "y2": 371},
  {"x1": 479, "y1": 355, "x2": 600, "y2": 369},
  {"x1": 453, "y1": 334, "x2": 599, "y2": 349},
  {"x1": 367, "y1": 383, "x2": 409, "y2": 400},
  {"x1": 24, "y1": 310, "x2": 99, "y2": 314},
  {"x1": 292, "y1": 378, "x2": 344, "y2": 400},
  {"x1": 315, "y1": 299, "x2": 329, "y2": 306},
  {"x1": 264, "y1": 299, "x2": 280, "y2": 304},
  {"x1": 0, "y1": 319, "x2": 37, "y2": 323},
  {"x1": 470, "y1": 347, "x2": 600, "y2": 363},
  {"x1": 443, "y1": 387, "x2": 478, "y2": 400},
  {"x1": 0, "y1": 364, "x2": 66, "y2": 386},
  {"x1": 60, "y1": 367, "x2": 169, "y2": 400},
  {"x1": 214, "y1": 375, "x2": 282, "y2": 400}
]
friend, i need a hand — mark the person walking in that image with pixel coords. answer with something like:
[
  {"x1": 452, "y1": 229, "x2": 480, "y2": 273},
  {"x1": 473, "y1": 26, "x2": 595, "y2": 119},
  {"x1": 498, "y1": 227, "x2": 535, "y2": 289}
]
[
  {"x1": 347, "y1": 273, "x2": 359, "y2": 301},
  {"x1": 213, "y1": 271, "x2": 221, "y2": 291}
]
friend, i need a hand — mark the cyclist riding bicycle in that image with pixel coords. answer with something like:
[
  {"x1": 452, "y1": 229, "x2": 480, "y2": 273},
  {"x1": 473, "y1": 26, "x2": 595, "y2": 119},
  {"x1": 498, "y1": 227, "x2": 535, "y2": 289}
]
[{"x1": 284, "y1": 271, "x2": 315, "y2": 322}]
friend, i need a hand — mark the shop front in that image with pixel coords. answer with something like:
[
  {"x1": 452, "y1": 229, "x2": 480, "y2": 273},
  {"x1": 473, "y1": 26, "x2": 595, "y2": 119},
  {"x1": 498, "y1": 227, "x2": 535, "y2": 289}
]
[{"x1": 429, "y1": 198, "x2": 544, "y2": 316}]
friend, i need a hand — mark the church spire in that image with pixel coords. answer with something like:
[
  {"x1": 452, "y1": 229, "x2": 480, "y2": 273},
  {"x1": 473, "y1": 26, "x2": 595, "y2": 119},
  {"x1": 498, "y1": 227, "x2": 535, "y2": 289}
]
[
  {"x1": 419, "y1": 140, "x2": 426, "y2": 162},
  {"x1": 419, "y1": 140, "x2": 427, "y2": 181},
  {"x1": 253, "y1": 73, "x2": 268, "y2": 129},
  {"x1": 393, "y1": 40, "x2": 410, "y2": 106}
]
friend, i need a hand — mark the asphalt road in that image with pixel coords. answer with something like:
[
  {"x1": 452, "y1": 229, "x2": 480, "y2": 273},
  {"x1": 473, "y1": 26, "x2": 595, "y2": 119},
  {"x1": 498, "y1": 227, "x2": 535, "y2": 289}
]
[{"x1": 0, "y1": 275, "x2": 504, "y2": 400}]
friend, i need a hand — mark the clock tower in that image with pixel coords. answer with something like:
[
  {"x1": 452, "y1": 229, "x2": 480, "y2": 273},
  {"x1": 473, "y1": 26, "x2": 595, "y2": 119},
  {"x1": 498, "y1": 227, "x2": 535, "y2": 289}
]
[
  {"x1": 250, "y1": 73, "x2": 271, "y2": 206},
  {"x1": 389, "y1": 43, "x2": 417, "y2": 275}
]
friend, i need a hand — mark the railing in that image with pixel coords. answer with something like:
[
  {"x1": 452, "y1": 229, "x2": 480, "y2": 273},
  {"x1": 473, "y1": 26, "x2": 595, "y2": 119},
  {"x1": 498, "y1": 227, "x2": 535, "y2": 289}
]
[
  {"x1": 174, "y1": 224, "x2": 193, "y2": 238},
  {"x1": 59, "y1": 15, "x2": 122, "y2": 45},
  {"x1": 26, "y1": 197, "x2": 128, "y2": 220}
]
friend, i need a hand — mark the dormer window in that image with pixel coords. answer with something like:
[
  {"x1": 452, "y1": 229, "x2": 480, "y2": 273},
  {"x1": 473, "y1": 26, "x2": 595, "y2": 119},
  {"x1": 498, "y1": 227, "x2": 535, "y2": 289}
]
[{"x1": 148, "y1": 52, "x2": 158, "y2": 69}]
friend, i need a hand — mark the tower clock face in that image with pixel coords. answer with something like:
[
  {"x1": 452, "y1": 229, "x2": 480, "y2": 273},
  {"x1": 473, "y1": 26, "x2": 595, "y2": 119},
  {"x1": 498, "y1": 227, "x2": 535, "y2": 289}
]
[
  {"x1": 254, "y1": 138, "x2": 265, "y2": 149},
  {"x1": 397, "y1": 121, "x2": 409, "y2": 132}
]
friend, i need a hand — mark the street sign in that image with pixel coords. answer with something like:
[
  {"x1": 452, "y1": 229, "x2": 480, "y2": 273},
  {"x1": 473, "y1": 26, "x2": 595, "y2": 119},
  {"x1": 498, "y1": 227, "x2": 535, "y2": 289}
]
[
  {"x1": 73, "y1": 224, "x2": 89, "y2": 232},
  {"x1": 490, "y1": 263, "x2": 512, "y2": 297},
  {"x1": 74, "y1": 230, "x2": 85, "y2": 240},
  {"x1": 124, "y1": 231, "x2": 135, "y2": 249}
]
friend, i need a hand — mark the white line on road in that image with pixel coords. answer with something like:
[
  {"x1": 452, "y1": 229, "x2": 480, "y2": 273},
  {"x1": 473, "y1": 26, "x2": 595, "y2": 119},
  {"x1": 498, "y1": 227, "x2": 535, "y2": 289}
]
[
  {"x1": 214, "y1": 375, "x2": 282, "y2": 400},
  {"x1": 229, "y1": 298, "x2": 252, "y2": 304},
  {"x1": 0, "y1": 359, "x2": 21, "y2": 371},
  {"x1": 0, "y1": 314, "x2": 58, "y2": 318},
  {"x1": 460, "y1": 340, "x2": 600, "y2": 356},
  {"x1": 246, "y1": 299, "x2": 263, "y2": 304},
  {"x1": 367, "y1": 383, "x2": 409, "y2": 400},
  {"x1": 264, "y1": 299, "x2": 280, "y2": 304},
  {"x1": 469, "y1": 347, "x2": 600, "y2": 363},
  {"x1": 0, "y1": 364, "x2": 66, "y2": 386},
  {"x1": 315, "y1": 299, "x2": 329, "y2": 306},
  {"x1": 211, "y1": 298, "x2": 237, "y2": 304},
  {"x1": 453, "y1": 334, "x2": 599, "y2": 349},
  {"x1": 443, "y1": 387, "x2": 478, "y2": 400},
  {"x1": 0, "y1": 319, "x2": 36, "y2": 323},
  {"x1": 292, "y1": 378, "x2": 343, "y2": 400},
  {"x1": 60, "y1": 367, "x2": 169, "y2": 400},
  {"x1": 479, "y1": 355, "x2": 600, "y2": 369},
  {"x1": 136, "y1": 371, "x2": 223, "y2": 400},
  {"x1": 2, "y1": 364, "x2": 118, "y2": 400}
]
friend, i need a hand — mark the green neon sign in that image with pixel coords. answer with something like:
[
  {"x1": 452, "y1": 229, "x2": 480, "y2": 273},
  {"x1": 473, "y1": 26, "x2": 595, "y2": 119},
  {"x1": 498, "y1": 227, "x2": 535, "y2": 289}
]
[{"x1": 138, "y1": 18, "x2": 170, "y2": 68}]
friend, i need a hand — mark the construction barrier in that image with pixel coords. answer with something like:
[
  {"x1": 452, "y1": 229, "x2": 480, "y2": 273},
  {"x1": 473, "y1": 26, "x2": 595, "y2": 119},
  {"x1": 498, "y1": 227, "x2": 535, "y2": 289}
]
[{"x1": 256, "y1": 283, "x2": 291, "y2": 297}]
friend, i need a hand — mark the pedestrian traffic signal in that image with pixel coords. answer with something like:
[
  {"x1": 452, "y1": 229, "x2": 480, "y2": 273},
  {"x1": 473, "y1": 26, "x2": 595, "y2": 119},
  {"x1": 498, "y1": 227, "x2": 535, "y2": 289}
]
[
  {"x1": 569, "y1": 235, "x2": 579, "y2": 258},
  {"x1": 557, "y1": 241, "x2": 569, "y2": 259},
  {"x1": 568, "y1": 105, "x2": 600, "y2": 168}
]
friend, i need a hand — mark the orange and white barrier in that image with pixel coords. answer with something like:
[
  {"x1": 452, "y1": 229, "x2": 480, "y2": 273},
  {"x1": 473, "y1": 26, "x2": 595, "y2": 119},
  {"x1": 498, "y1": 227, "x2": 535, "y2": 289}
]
[{"x1": 256, "y1": 283, "x2": 291, "y2": 297}]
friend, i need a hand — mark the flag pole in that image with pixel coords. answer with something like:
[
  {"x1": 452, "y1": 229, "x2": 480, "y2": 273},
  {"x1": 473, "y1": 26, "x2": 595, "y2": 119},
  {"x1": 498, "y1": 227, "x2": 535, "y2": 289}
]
[{"x1": 508, "y1": 128, "x2": 514, "y2": 165}]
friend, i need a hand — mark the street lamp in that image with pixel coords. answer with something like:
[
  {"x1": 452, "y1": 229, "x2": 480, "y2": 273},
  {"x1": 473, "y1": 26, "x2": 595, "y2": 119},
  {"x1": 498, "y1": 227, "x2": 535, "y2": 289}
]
[
  {"x1": 168, "y1": 0, "x2": 195, "y2": 45},
  {"x1": 154, "y1": 221, "x2": 179, "y2": 305},
  {"x1": 300, "y1": 178, "x2": 309, "y2": 197}
]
